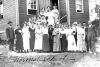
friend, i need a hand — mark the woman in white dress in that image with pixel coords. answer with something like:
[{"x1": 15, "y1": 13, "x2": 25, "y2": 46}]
[
  {"x1": 22, "y1": 22, "x2": 30, "y2": 52},
  {"x1": 44, "y1": 6, "x2": 54, "y2": 26},
  {"x1": 34, "y1": 24, "x2": 43, "y2": 52},
  {"x1": 52, "y1": 5, "x2": 59, "y2": 24},
  {"x1": 67, "y1": 27, "x2": 77, "y2": 51},
  {"x1": 40, "y1": 8, "x2": 46, "y2": 16},
  {"x1": 77, "y1": 24, "x2": 86, "y2": 51}
]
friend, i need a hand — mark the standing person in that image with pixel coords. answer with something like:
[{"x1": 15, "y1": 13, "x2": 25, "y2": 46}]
[
  {"x1": 28, "y1": 20, "x2": 35, "y2": 52},
  {"x1": 52, "y1": 5, "x2": 59, "y2": 24},
  {"x1": 67, "y1": 27, "x2": 77, "y2": 51},
  {"x1": 34, "y1": 24, "x2": 43, "y2": 52},
  {"x1": 41, "y1": 15, "x2": 47, "y2": 24},
  {"x1": 72, "y1": 22, "x2": 78, "y2": 46},
  {"x1": 53, "y1": 24, "x2": 61, "y2": 52},
  {"x1": 45, "y1": 6, "x2": 54, "y2": 26},
  {"x1": 6, "y1": 21, "x2": 15, "y2": 51},
  {"x1": 60, "y1": 24, "x2": 68, "y2": 52},
  {"x1": 42, "y1": 23, "x2": 50, "y2": 52},
  {"x1": 87, "y1": 22, "x2": 97, "y2": 55},
  {"x1": 15, "y1": 25, "x2": 23, "y2": 53},
  {"x1": 77, "y1": 23, "x2": 86, "y2": 52},
  {"x1": 22, "y1": 22, "x2": 30, "y2": 52},
  {"x1": 40, "y1": 8, "x2": 46, "y2": 16},
  {"x1": 48, "y1": 25, "x2": 54, "y2": 52}
]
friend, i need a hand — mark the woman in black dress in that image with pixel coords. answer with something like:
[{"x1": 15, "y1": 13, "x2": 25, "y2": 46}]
[
  {"x1": 60, "y1": 24, "x2": 68, "y2": 52},
  {"x1": 15, "y1": 25, "x2": 23, "y2": 52},
  {"x1": 29, "y1": 27, "x2": 35, "y2": 52},
  {"x1": 27, "y1": 19, "x2": 35, "y2": 52},
  {"x1": 48, "y1": 25, "x2": 54, "y2": 52}
]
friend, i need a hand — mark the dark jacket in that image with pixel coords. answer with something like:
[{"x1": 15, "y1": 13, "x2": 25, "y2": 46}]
[
  {"x1": 6, "y1": 27, "x2": 15, "y2": 40},
  {"x1": 87, "y1": 25, "x2": 97, "y2": 41}
]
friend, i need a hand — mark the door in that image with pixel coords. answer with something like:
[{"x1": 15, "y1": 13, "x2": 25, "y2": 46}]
[
  {"x1": 59, "y1": 0, "x2": 67, "y2": 23},
  {"x1": 39, "y1": 0, "x2": 50, "y2": 11}
]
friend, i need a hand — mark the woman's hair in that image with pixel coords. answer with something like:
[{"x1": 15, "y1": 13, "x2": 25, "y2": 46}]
[{"x1": 41, "y1": 8, "x2": 45, "y2": 11}]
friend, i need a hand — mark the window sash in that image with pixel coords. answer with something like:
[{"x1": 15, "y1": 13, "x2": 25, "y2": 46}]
[
  {"x1": 27, "y1": 0, "x2": 38, "y2": 10},
  {"x1": 76, "y1": 0, "x2": 84, "y2": 13}
]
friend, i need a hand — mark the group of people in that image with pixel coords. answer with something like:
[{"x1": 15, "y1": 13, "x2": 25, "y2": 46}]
[{"x1": 6, "y1": 5, "x2": 98, "y2": 55}]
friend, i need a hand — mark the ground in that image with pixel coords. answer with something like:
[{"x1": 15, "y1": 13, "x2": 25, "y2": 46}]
[{"x1": 0, "y1": 37, "x2": 100, "y2": 67}]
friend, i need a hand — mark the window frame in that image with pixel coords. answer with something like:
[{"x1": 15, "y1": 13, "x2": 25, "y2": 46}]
[
  {"x1": 0, "y1": 1, "x2": 3, "y2": 19},
  {"x1": 75, "y1": 0, "x2": 84, "y2": 13},
  {"x1": 26, "y1": 0, "x2": 38, "y2": 15}
]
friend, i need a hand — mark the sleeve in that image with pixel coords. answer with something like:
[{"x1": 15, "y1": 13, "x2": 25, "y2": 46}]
[{"x1": 53, "y1": 29, "x2": 56, "y2": 35}]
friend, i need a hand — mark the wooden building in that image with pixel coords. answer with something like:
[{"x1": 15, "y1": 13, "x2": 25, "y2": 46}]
[
  {"x1": 18, "y1": 0, "x2": 89, "y2": 27},
  {"x1": 0, "y1": 0, "x2": 89, "y2": 31}
]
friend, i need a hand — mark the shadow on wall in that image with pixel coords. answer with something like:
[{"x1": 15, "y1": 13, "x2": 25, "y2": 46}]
[
  {"x1": 0, "y1": 31, "x2": 7, "y2": 41},
  {"x1": 0, "y1": 31, "x2": 8, "y2": 45}
]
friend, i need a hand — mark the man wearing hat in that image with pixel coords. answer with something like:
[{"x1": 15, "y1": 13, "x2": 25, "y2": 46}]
[
  {"x1": 6, "y1": 21, "x2": 15, "y2": 51},
  {"x1": 87, "y1": 21, "x2": 97, "y2": 55}
]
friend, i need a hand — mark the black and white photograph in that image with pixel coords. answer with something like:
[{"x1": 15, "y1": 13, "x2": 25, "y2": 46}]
[{"x1": 0, "y1": 0, "x2": 100, "y2": 67}]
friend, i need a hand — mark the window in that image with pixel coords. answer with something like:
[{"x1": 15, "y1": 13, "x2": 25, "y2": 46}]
[
  {"x1": 0, "y1": 1, "x2": 3, "y2": 19},
  {"x1": 27, "y1": 0, "x2": 38, "y2": 15},
  {"x1": 76, "y1": 0, "x2": 84, "y2": 13}
]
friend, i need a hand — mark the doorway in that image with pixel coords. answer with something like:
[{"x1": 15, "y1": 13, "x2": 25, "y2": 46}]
[{"x1": 50, "y1": 0, "x2": 58, "y2": 9}]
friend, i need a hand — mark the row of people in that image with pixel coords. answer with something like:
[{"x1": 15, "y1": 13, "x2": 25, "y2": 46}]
[{"x1": 14, "y1": 20, "x2": 87, "y2": 53}]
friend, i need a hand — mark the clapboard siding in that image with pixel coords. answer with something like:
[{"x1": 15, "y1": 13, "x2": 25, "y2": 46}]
[
  {"x1": 0, "y1": 0, "x2": 16, "y2": 31},
  {"x1": 18, "y1": 0, "x2": 27, "y2": 27},
  {"x1": 69, "y1": 0, "x2": 89, "y2": 24},
  {"x1": 59, "y1": 0, "x2": 67, "y2": 23},
  {"x1": 18, "y1": 0, "x2": 50, "y2": 27}
]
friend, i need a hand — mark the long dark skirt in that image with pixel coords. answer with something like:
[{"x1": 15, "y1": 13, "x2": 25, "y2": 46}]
[
  {"x1": 49, "y1": 35, "x2": 53, "y2": 52},
  {"x1": 15, "y1": 29, "x2": 23, "y2": 51},
  {"x1": 42, "y1": 34, "x2": 50, "y2": 51},
  {"x1": 30, "y1": 29, "x2": 35, "y2": 50},
  {"x1": 60, "y1": 34, "x2": 68, "y2": 52},
  {"x1": 16, "y1": 35, "x2": 23, "y2": 50}
]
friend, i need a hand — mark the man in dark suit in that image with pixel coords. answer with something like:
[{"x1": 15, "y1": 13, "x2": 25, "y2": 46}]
[
  {"x1": 48, "y1": 25, "x2": 54, "y2": 52},
  {"x1": 6, "y1": 21, "x2": 15, "y2": 51},
  {"x1": 87, "y1": 22, "x2": 97, "y2": 55}
]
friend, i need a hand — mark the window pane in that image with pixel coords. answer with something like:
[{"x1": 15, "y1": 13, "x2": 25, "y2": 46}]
[
  {"x1": 0, "y1": 1, "x2": 3, "y2": 19},
  {"x1": 76, "y1": 4, "x2": 82, "y2": 10},
  {"x1": 34, "y1": 0, "x2": 36, "y2": 4},
  {"x1": 34, "y1": 5, "x2": 36, "y2": 9},
  {"x1": 76, "y1": 0, "x2": 82, "y2": 5},
  {"x1": 76, "y1": 0, "x2": 83, "y2": 13},
  {"x1": 27, "y1": 0, "x2": 37, "y2": 15}
]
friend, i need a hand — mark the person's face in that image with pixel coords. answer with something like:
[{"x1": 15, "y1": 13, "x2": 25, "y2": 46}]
[
  {"x1": 78, "y1": 24, "x2": 81, "y2": 27},
  {"x1": 9, "y1": 23, "x2": 13, "y2": 26},
  {"x1": 43, "y1": 23, "x2": 47, "y2": 27},
  {"x1": 17, "y1": 25, "x2": 20, "y2": 28},
  {"x1": 53, "y1": 6, "x2": 57, "y2": 9},
  {"x1": 47, "y1": 7, "x2": 50, "y2": 12},
  {"x1": 83, "y1": 23, "x2": 86, "y2": 26},
  {"x1": 41, "y1": 8, "x2": 45, "y2": 12},
  {"x1": 49, "y1": 25, "x2": 52, "y2": 28},
  {"x1": 29, "y1": 18, "x2": 32, "y2": 22},
  {"x1": 55, "y1": 24, "x2": 59, "y2": 28},
  {"x1": 41, "y1": 16, "x2": 45, "y2": 20},
  {"x1": 24, "y1": 23, "x2": 27, "y2": 27}
]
